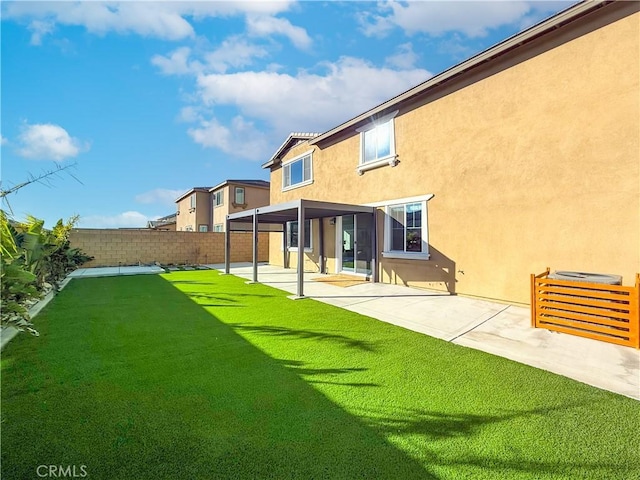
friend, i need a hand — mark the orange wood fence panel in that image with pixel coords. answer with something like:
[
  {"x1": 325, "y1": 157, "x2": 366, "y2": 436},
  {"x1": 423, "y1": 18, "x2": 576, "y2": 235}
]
[{"x1": 530, "y1": 270, "x2": 640, "y2": 349}]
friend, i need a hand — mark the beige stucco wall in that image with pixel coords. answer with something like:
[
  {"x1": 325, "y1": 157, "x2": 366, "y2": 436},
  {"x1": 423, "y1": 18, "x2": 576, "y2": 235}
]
[
  {"x1": 212, "y1": 184, "x2": 270, "y2": 231},
  {"x1": 70, "y1": 229, "x2": 269, "y2": 267},
  {"x1": 176, "y1": 191, "x2": 212, "y2": 231},
  {"x1": 268, "y1": 8, "x2": 640, "y2": 304}
]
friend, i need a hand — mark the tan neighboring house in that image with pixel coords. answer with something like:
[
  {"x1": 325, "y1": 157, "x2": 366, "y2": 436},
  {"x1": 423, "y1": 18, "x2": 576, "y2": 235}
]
[
  {"x1": 229, "y1": 0, "x2": 639, "y2": 305},
  {"x1": 175, "y1": 187, "x2": 213, "y2": 232},
  {"x1": 147, "y1": 213, "x2": 177, "y2": 231},
  {"x1": 211, "y1": 180, "x2": 270, "y2": 232}
]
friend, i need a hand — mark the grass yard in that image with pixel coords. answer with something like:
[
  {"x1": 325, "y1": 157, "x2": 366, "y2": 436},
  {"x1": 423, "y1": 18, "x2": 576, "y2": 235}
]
[{"x1": 2, "y1": 270, "x2": 639, "y2": 479}]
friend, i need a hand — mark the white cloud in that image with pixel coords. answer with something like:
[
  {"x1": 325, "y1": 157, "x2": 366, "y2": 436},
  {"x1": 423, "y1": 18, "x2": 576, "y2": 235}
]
[
  {"x1": 17, "y1": 123, "x2": 88, "y2": 161},
  {"x1": 28, "y1": 19, "x2": 55, "y2": 45},
  {"x1": 359, "y1": 1, "x2": 569, "y2": 38},
  {"x1": 246, "y1": 15, "x2": 312, "y2": 49},
  {"x1": 152, "y1": 37, "x2": 269, "y2": 76},
  {"x1": 385, "y1": 43, "x2": 418, "y2": 69},
  {"x1": 0, "y1": 135, "x2": 8, "y2": 146},
  {"x1": 195, "y1": 56, "x2": 431, "y2": 135},
  {"x1": 151, "y1": 47, "x2": 203, "y2": 76},
  {"x1": 78, "y1": 211, "x2": 152, "y2": 229},
  {"x1": 3, "y1": 1, "x2": 299, "y2": 43},
  {"x1": 204, "y1": 36, "x2": 269, "y2": 73},
  {"x1": 135, "y1": 188, "x2": 186, "y2": 206},
  {"x1": 188, "y1": 116, "x2": 270, "y2": 161}
]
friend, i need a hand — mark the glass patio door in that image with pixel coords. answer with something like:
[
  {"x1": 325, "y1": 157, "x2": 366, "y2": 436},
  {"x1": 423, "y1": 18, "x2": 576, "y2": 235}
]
[{"x1": 340, "y1": 214, "x2": 372, "y2": 275}]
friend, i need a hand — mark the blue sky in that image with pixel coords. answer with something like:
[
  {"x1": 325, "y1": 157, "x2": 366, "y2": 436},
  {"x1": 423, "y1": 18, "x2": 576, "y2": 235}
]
[{"x1": 1, "y1": 1, "x2": 574, "y2": 228}]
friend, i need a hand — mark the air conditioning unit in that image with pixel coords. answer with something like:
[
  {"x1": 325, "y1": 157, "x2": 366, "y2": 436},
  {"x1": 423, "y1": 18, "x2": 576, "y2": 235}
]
[{"x1": 547, "y1": 271, "x2": 622, "y2": 285}]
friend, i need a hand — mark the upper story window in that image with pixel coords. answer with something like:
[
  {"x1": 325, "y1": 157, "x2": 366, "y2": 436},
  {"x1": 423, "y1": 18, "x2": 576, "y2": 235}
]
[
  {"x1": 213, "y1": 191, "x2": 224, "y2": 207},
  {"x1": 235, "y1": 187, "x2": 245, "y2": 205},
  {"x1": 282, "y1": 151, "x2": 313, "y2": 191},
  {"x1": 190, "y1": 194, "x2": 196, "y2": 210},
  {"x1": 198, "y1": 225, "x2": 208, "y2": 232},
  {"x1": 382, "y1": 197, "x2": 431, "y2": 260},
  {"x1": 357, "y1": 110, "x2": 399, "y2": 175}
]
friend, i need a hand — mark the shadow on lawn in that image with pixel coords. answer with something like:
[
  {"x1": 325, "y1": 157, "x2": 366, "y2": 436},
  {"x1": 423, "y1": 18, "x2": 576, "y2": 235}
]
[
  {"x1": 352, "y1": 403, "x2": 640, "y2": 477},
  {"x1": 229, "y1": 322, "x2": 378, "y2": 352},
  {"x1": 5, "y1": 273, "x2": 636, "y2": 480},
  {"x1": 1, "y1": 274, "x2": 433, "y2": 480}
]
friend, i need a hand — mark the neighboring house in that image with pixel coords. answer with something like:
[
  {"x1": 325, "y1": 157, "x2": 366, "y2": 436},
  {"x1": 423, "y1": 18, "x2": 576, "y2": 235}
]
[
  {"x1": 210, "y1": 180, "x2": 270, "y2": 232},
  {"x1": 147, "y1": 213, "x2": 177, "y2": 231},
  {"x1": 229, "y1": 1, "x2": 639, "y2": 304},
  {"x1": 175, "y1": 187, "x2": 213, "y2": 232}
]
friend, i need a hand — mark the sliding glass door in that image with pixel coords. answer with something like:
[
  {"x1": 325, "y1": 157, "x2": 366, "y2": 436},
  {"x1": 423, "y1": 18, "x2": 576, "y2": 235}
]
[{"x1": 340, "y1": 214, "x2": 372, "y2": 275}]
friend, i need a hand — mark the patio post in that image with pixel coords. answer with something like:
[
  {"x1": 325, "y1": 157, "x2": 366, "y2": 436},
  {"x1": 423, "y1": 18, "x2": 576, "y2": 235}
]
[
  {"x1": 224, "y1": 215, "x2": 230, "y2": 274},
  {"x1": 252, "y1": 209, "x2": 258, "y2": 283},
  {"x1": 297, "y1": 201, "x2": 305, "y2": 298},
  {"x1": 282, "y1": 222, "x2": 288, "y2": 269},
  {"x1": 371, "y1": 209, "x2": 378, "y2": 283},
  {"x1": 318, "y1": 217, "x2": 325, "y2": 274}
]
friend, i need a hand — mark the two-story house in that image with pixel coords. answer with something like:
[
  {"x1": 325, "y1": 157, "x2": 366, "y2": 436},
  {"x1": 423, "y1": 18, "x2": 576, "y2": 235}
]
[
  {"x1": 211, "y1": 180, "x2": 270, "y2": 232},
  {"x1": 176, "y1": 187, "x2": 214, "y2": 232},
  {"x1": 176, "y1": 181, "x2": 271, "y2": 232},
  {"x1": 227, "y1": 0, "x2": 639, "y2": 305}
]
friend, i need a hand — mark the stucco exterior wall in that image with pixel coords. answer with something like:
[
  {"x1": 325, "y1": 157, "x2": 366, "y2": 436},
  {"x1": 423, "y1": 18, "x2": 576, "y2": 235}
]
[
  {"x1": 70, "y1": 229, "x2": 269, "y2": 267},
  {"x1": 176, "y1": 191, "x2": 212, "y2": 231},
  {"x1": 268, "y1": 8, "x2": 640, "y2": 304},
  {"x1": 212, "y1": 184, "x2": 271, "y2": 231}
]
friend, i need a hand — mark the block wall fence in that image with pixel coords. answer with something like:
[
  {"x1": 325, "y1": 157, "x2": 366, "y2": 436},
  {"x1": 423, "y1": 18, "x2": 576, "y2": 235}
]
[{"x1": 69, "y1": 229, "x2": 270, "y2": 267}]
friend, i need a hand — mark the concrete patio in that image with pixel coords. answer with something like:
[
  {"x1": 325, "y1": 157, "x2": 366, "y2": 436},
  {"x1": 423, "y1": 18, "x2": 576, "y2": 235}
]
[{"x1": 209, "y1": 263, "x2": 640, "y2": 400}]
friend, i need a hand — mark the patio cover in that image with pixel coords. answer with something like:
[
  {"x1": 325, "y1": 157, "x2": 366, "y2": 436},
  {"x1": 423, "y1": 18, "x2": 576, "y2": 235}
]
[{"x1": 224, "y1": 199, "x2": 376, "y2": 298}]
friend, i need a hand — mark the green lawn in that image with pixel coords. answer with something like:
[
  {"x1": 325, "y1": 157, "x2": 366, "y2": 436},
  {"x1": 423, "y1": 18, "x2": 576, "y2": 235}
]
[{"x1": 2, "y1": 271, "x2": 639, "y2": 479}]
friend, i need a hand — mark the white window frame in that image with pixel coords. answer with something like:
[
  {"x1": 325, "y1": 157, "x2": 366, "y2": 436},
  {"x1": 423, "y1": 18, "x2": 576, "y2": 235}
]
[
  {"x1": 357, "y1": 110, "x2": 399, "y2": 175},
  {"x1": 285, "y1": 219, "x2": 312, "y2": 252},
  {"x1": 198, "y1": 225, "x2": 208, "y2": 232},
  {"x1": 213, "y1": 191, "x2": 224, "y2": 207},
  {"x1": 213, "y1": 224, "x2": 224, "y2": 233},
  {"x1": 378, "y1": 195, "x2": 431, "y2": 260},
  {"x1": 235, "y1": 186, "x2": 245, "y2": 205},
  {"x1": 282, "y1": 150, "x2": 313, "y2": 191}
]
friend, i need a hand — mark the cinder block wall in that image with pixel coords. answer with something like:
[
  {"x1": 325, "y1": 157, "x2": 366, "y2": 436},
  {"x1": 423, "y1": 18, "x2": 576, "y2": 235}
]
[{"x1": 69, "y1": 229, "x2": 270, "y2": 267}]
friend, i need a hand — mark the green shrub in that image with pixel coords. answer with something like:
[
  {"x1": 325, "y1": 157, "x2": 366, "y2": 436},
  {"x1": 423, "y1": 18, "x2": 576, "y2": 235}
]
[{"x1": 0, "y1": 212, "x2": 93, "y2": 335}]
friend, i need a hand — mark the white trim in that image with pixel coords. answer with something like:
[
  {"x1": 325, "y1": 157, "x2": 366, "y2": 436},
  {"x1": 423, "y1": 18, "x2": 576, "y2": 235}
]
[
  {"x1": 281, "y1": 148, "x2": 314, "y2": 166},
  {"x1": 382, "y1": 252, "x2": 430, "y2": 260},
  {"x1": 364, "y1": 194, "x2": 434, "y2": 208},
  {"x1": 282, "y1": 178, "x2": 313, "y2": 192},
  {"x1": 356, "y1": 155, "x2": 398, "y2": 175},
  {"x1": 355, "y1": 110, "x2": 399, "y2": 133}
]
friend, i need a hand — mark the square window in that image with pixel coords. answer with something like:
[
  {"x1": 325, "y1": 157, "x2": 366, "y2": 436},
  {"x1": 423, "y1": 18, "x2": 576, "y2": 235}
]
[
  {"x1": 386, "y1": 202, "x2": 427, "y2": 255},
  {"x1": 283, "y1": 153, "x2": 312, "y2": 190},
  {"x1": 213, "y1": 191, "x2": 224, "y2": 207},
  {"x1": 287, "y1": 219, "x2": 311, "y2": 249}
]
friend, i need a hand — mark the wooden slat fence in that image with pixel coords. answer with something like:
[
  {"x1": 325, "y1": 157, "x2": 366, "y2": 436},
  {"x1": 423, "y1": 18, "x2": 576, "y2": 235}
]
[{"x1": 531, "y1": 269, "x2": 640, "y2": 348}]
